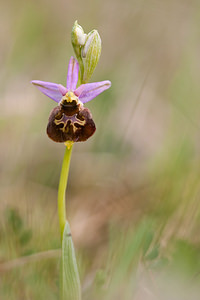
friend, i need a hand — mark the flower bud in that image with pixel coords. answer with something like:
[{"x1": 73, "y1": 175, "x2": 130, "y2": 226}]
[
  {"x1": 71, "y1": 20, "x2": 86, "y2": 46},
  {"x1": 71, "y1": 21, "x2": 87, "y2": 60},
  {"x1": 82, "y1": 30, "x2": 102, "y2": 83}
]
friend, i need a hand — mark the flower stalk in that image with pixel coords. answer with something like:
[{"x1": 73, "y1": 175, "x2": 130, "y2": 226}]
[{"x1": 58, "y1": 144, "x2": 73, "y2": 239}]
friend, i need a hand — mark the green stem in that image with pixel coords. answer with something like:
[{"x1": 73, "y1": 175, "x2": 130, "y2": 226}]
[
  {"x1": 58, "y1": 145, "x2": 73, "y2": 239},
  {"x1": 77, "y1": 56, "x2": 84, "y2": 85}
]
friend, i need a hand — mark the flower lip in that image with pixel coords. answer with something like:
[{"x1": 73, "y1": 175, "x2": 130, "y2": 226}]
[{"x1": 47, "y1": 105, "x2": 96, "y2": 143}]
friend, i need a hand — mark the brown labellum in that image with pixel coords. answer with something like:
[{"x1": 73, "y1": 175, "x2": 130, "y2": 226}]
[{"x1": 46, "y1": 100, "x2": 96, "y2": 143}]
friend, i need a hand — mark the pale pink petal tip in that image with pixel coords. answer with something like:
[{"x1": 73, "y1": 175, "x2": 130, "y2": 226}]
[
  {"x1": 77, "y1": 80, "x2": 111, "y2": 104},
  {"x1": 31, "y1": 80, "x2": 63, "y2": 103},
  {"x1": 66, "y1": 56, "x2": 79, "y2": 91}
]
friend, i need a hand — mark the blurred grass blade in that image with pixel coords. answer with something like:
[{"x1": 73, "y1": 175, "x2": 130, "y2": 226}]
[{"x1": 61, "y1": 221, "x2": 81, "y2": 300}]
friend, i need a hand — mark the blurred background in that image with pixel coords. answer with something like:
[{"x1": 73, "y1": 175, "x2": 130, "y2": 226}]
[{"x1": 1, "y1": 0, "x2": 200, "y2": 299}]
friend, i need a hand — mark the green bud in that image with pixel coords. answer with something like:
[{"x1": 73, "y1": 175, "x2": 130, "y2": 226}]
[
  {"x1": 71, "y1": 21, "x2": 87, "y2": 59},
  {"x1": 82, "y1": 30, "x2": 102, "y2": 83}
]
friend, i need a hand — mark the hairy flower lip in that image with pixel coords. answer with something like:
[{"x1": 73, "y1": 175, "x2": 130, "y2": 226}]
[
  {"x1": 46, "y1": 105, "x2": 96, "y2": 143},
  {"x1": 31, "y1": 56, "x2": 111, "y2": 105}
]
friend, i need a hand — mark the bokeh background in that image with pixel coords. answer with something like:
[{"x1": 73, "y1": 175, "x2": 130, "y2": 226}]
[{"x1": 1, "y1": 0, "x2": 200, "y2": 299}]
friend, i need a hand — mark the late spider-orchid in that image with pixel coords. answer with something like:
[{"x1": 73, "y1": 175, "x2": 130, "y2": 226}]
[{"x1": 31, "y1": 56, "x2": 111, "y2": 143}]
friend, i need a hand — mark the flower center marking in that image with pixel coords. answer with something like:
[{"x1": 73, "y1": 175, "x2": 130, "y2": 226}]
[{"x1": 54, "y1": 114, "x2": 86, "y2": 133}]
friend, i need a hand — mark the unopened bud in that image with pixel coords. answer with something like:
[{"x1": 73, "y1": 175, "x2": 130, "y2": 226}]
[
  {"x1": 71, "y1": 21, "x2": 86, "y2": 46},
  {"x1": 71, "y1": 21, "x2": 86, "y2": 60},
  {"x1": 82, "y1": 30, "x2": 102, "y2": 83}
]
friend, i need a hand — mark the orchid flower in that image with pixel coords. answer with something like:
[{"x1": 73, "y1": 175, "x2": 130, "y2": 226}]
[{"x1": 31, "y1": 56, "x2": 111, "y2": 143}]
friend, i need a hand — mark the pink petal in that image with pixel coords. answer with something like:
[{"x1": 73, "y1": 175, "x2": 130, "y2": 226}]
[
  {"x1": 31, "y1": 80, "x2": 64, "y2": 103},
  {"x1": 58, "y1": 84, "x2": 68, "y2": 96},
  {"x1": 66, "y1": 56, "x2": 79, "y2": 91},
  {"x1": 76, "y1": 80, "x2": 111, "y2": 104}
]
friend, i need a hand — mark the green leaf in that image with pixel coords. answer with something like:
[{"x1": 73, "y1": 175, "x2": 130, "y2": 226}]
[
  {"x1": 145, "y1": 245, "x2": 159, "y2": 261},
  {"x1": 61, "y1": 221, "x2": 81, "y2": 300},
  {"x1": 142, "y1": 231, "x2": 154, "y2": 256}
]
